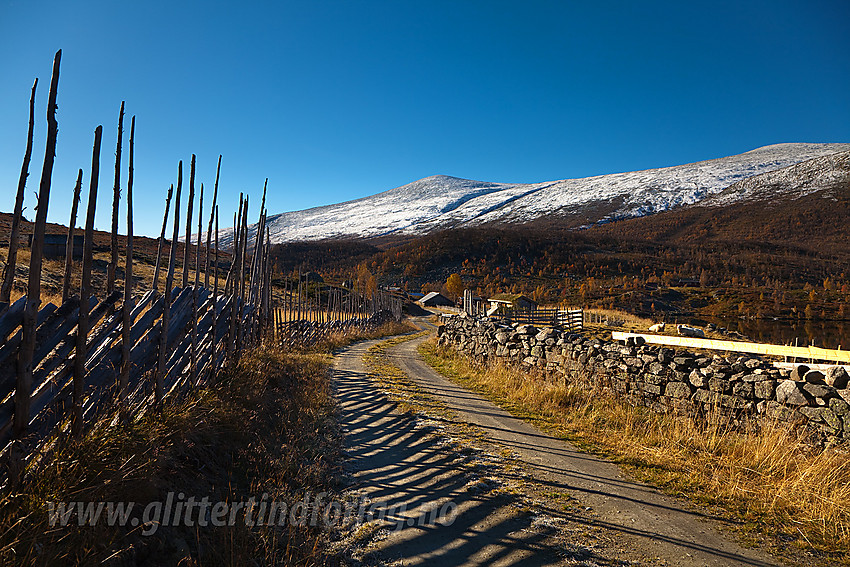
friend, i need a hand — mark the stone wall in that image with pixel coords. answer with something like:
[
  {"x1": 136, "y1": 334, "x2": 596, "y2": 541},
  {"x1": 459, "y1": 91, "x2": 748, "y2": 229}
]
[{"x1": 437, "y1": 314, "x2": 850, "y2": 445}]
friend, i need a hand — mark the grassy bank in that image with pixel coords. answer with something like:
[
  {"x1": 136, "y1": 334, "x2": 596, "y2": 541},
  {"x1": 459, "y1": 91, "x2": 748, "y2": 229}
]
[
  {"x1": 420, "y1": 339, "x2": 850, "y2": 565},
  {"x1": 0, "y1": 317, "x2": 416, "y2": 566},
  {"x1": 0, "y1": 345, "x2": 339, "y2": 566}
]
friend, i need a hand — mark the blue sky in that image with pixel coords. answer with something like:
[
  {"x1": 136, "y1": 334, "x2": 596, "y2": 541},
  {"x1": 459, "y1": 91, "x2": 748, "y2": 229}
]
[{"x1": 1, "y1": 0, "x2": 849, "y2": 237}]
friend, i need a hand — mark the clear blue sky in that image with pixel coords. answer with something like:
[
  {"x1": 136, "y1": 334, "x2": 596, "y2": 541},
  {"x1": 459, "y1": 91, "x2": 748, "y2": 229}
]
[{"x1": 1, "y1": 0, "x2": 849, "y2": 237}]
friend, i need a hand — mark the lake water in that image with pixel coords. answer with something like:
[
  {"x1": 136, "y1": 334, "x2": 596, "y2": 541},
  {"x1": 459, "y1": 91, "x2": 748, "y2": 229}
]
[{"x1": 699, "y1": 317, "x2": 850, "y2": 351}]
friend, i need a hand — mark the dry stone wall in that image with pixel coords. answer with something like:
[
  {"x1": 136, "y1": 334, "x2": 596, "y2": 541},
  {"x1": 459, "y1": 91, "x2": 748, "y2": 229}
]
[{"x1": 437, "y1": 314, "x2": 850, "y2": 445}]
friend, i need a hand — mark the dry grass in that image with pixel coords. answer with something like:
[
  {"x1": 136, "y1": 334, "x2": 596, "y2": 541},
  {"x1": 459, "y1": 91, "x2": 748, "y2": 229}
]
[
  {"x1": 0, "y1": 344, "x2": 340, "y2": 566},
  {"x1": 293, "y1": 320, "x2": 419, "y2": 355},
  {"x1": 583, "y1": 307, "x2": 655, "y2": 330},
  {"x1": 1, "y1": 244, "x2": 229, "y2": 306},
  {"x1": 420, "y1": 339, "x2": 850, "y2": 564}
]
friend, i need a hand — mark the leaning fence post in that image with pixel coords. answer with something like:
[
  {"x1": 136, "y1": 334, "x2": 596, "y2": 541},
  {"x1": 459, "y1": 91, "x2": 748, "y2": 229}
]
[
  {"x1": 156, "y1": 161, "x2": 182, "y2": 405},
  {"x1": 107, "y1": 101, "x2": 124, "y2": 295},
  {"x1": 211, "y1": 205, "x2": 220, "y2": 382},
  {"x1": 235, "y1": 199, "x2": 249, "y2": 357},
  {"x1": 152, "y1": 185, "x2": 173, "y2": 292},
  {"x1": 227, "y1": 195, "x2": 243, "y2": 364},
  {"x1": 61, "y1": 169, "x2": 83, "y2": 304},
  {"x1": 1, "y1": 78, "x2": 37, "y2": 305},
  {"x1": 120, "y1": 116, "x2": 135, "y2": 418},
  {"x1": 182, "y1": 154, "x2": 195, "y2": 288},
  {"x1": 205, "y1": 156, "x2": 221, "y2": 289},
  {"x1": 190, "y1": 182, "x2": 203, "y2": 385},
  {"x1": 14, "y1": 52, "x2": 60, "y2": 442},
  {"x1": 73, "y1": 124, "x2": 102, "y2": 436}
]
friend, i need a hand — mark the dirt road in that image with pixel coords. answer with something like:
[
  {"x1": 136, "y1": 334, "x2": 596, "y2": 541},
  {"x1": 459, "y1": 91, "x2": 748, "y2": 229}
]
[{"x1": 333, "y1": 332, "x2": 784, "y2": 566}]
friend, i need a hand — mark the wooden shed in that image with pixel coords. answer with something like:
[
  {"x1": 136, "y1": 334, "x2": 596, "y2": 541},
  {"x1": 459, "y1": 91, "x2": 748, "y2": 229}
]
[
  {"x1": 487, "y1": 293, "x2": 537, "y2": 315},
  {"x1": 419, "y1": 291, "x2": 454, "y2": 307}
]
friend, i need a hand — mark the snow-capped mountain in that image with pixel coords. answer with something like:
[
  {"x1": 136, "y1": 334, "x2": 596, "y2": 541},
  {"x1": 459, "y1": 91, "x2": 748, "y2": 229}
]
[
  {"x1": 700, "y1": 148, "x2": 850, "y2": 207},
  {"x1": 250, "y1": 143, "x2": 850, "y2": 244}
]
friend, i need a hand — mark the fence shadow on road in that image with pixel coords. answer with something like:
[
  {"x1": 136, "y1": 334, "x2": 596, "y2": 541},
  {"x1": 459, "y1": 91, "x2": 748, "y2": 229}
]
[{"x1": 333, "y1": 362, "x2": 625, "y2": 567}]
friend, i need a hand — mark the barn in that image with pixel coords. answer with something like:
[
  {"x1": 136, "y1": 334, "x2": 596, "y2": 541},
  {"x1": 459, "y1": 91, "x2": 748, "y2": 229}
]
[
  {"x1": 419, "y1": 291, "x2": 454, "y2": 307},
  {"x1": 486, "y1": 293, "x2": 538, "y2": 315}
]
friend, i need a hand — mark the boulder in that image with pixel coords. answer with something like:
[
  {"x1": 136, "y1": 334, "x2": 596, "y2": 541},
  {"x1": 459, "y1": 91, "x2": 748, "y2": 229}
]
[
  {"x1": 776, "y1": 380, "x2": 810, "y2": 406},
  {"x1": 665, "y1": 382, "x2": 691, "y2": 399},
  {"x1": 688, "y1": 370, "x2": 707, "y2": 388},
  {"x1": 803, "y1": 370, "x2": 826, "y2": 384},
  {"x1": 789, "y1": 365, "x2": 810, "y2": 382},
  {"x1": 802, "y1": 382, "x2": 835, "y2": 400},
  {"x1": 825, "y1": 366, "x2": 849, "y2": 389},
  {"x1": 754, "y1": 380, "x2": 776, "y2": 399},
  {"x1": 676, "y1": 324, "x2": 705, "y2": 338}
]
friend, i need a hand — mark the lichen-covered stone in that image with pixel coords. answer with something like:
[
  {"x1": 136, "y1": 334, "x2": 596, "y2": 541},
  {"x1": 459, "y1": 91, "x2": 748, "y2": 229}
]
[
  {"x1": 754, "y1": 380, "x2": 776, "y2": 399},
  {"x1": 776, "y1": 380, "x2": 809, "y2": 406},
  {"x1": 665, "y1": 382, "x2": 691, "y2": 399}
]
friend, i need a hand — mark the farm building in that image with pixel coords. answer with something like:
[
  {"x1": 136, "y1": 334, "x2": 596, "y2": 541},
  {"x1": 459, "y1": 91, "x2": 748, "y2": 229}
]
[
  {"x1": 487, "y1": 293, "x2": 537, "y2": 311},
  {"x1": 419, "y1": 291, "x2": 454, "y2": 307}
]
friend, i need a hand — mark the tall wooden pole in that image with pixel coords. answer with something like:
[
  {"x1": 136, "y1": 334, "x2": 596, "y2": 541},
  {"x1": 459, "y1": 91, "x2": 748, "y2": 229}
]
[
  {"x1": 120, "y1": 116, "x2": 135, "y2": 416},
  {"x1": 73, "y1": 124, "x2": 102, "y2": 436},
  {"x1": 236, "y1": 199, "x2": 248, "y2": 356},
  {"x1": 211, "y1": 206, "x2": 219, "y2": 381},
  {"x1": 61, "y1": 169, "x2": 83, "y2": 304},
  {"x1": 14, "y1": 52, "x2": 59, "y2": 439},
  {"x1": 190, "y1": 183, "x2": 203, "y2": 384},
  {"x1": 1, "y1": 78, "x2": 37, "y2": 305},
  {"x1": 204, "y1": 155, "x2": 221, "y2": 289},
  {"x1": 156, "y1": 161, "x2": 182, "y2": 405},
  {"x1": 227, "y1": 196, "x2": 243, "y2": 363},
  {"x1": 182, "y1": 154, "x2": 195, "y2": 288},
  {"x1": 107, "y1": 101, "x2": 124, "y2": 295},
  {"x1": 152, "y1": 185, "x2": 173, "y2": 292}
]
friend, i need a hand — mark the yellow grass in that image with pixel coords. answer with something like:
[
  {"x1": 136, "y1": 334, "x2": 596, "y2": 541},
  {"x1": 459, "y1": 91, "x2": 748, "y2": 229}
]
[
  {"x1": 0, "y1": 344, "x2": 338, "y2": 566},
  {"x1": 420, "y1": 339, "x2": 850, "y2": 563},
  {"x1": 583, "y1": 307, "x2": 654, "y2": 329},
  {"x1": 1, "y1": 243, "x2": 231, "y2": 306}
]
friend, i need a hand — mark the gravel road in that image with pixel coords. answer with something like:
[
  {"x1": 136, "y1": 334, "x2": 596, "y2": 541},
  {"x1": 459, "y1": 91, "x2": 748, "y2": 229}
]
[{"x1": 332, "y1": 329, "x2": 785, "y2": 566}]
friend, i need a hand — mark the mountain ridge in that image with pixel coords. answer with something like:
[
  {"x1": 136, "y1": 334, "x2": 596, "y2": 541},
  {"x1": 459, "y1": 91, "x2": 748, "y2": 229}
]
[{"x1": 236, "y1": 143, "x2": 850, "y2": 245}]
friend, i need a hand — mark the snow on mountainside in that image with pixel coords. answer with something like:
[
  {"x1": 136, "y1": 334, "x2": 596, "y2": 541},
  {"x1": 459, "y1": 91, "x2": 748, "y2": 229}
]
[
  {"x1": 700, "y1": 149, "x2": 850, "y2": 207},
  {"x1": 254, "y1": 143, "x2": 850, "y2": 244}
]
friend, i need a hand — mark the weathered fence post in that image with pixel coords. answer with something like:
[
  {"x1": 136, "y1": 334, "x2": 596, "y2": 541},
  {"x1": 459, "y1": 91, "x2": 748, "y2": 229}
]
[
  {"x1": 1, "y1": 78, "x2": 37, "y2": 305},
  {"x1": 204, "y1": 155, "x2": 221, "y2": 289},
  {"x1": 211, "y1": 205, "x2": 220, "y2": 381},
  {"x1": 190, "y1": 183, "x2": 203, "y2": 385},
  {"x1": 156, "y1": 161, "x2": 182, "y2": 405},
  {"x1": 61, "y1": 169, "x2": 83, "y2": 304},
  {"x1": 107, "y1": 101, "x2": 124, "y2": 295},
  {"x1": 226, "y1": 195, "x2": 243, "y2": 364},
  {"x1": 152, "y1": 185, "x2": 173, "y2": 292},
  {"x1": 15, "y1": 52, "x2": 60, "y2": 442},
  {"x1": 120, "y1": 116, "x2": 135, "y2": 418},
  {"x1": 73, "y1": 124, "x2": 102, "y2": 436},
  {"x1": 182, "y1": 155, "x2": 196, "y2": 288},
  {"x1": 235, "y1": 199, "x2": 249, "y2": 357}
]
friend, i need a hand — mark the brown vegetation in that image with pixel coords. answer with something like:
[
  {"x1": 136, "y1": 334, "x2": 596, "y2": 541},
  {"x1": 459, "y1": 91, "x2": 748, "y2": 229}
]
[
  {"x1": 0, "y1": 343, "x2": 340, "y2": 565},
  {"x1": 420, "y1": 338, "x2": 850, "y2": 565}
]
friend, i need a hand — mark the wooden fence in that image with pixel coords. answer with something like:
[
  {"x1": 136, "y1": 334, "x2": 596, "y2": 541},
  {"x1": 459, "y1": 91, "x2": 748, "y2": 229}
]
[
  {"x1": 271, "y1": 280, "x2": 403, "y2": 348},
  {"x1": 497, "y1": 307, "x2": 584, "y2": 331},
  {"x1": 0, "y1": 51, "x2": 274, "y2": 487},
  {"x1": 611, "y1": 331, "x2": 850, "y2": 365}
]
